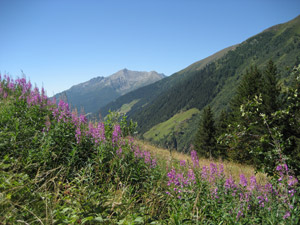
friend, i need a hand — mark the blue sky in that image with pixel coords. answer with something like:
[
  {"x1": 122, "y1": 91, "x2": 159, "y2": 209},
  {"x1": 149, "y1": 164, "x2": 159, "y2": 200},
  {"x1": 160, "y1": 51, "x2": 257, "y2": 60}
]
[{"x1": 0, "y1": 0, "x2": 300, "y2": 96}]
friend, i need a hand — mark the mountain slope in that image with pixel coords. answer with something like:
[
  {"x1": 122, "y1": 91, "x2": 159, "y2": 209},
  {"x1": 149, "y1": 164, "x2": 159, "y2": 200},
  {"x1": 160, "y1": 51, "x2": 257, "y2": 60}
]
[
  {"x1": 99, "y1": 45, "x2": 236, "y2": 118},
  {"x1": 135, "y1": 15, "x2": 300, "y2": 151},
  {"x1": 100, "y1": 15, "x2": 300, "y2": 152},
  {"x1": 54, "y1": 69, "x2": 165, "y2": 115}
]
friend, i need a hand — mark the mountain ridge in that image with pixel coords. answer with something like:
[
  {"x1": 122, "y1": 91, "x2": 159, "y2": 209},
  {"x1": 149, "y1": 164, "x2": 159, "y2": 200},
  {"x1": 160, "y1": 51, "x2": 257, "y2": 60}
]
[{"x1": 54, "y1": 69, "x2": 165, "y2": 115}]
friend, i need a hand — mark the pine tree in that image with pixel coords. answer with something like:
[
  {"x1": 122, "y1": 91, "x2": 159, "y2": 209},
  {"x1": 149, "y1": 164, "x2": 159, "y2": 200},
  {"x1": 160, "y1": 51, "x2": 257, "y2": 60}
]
[
  {"x1": 230, "y1": 66, "x2": 263, "y2": 118},
  {"x1": 194, "y1": 106, "x2": 217, "y2": 159},
  {"x1": 216, "y1": 109, "x2": 229, "y2": 159},
  {"x1": 227, "y1": 66, "x2": 263, "y2": 163},
  {"x1": 261, "y1": 60, "x2": 281, "y2": 115}
]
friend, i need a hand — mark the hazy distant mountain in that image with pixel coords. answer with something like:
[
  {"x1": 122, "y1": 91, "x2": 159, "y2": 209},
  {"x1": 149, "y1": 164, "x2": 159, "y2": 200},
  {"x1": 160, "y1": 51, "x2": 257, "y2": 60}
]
[{"x1": 54, "y1": 69, "x2": 165, "y2": 115}]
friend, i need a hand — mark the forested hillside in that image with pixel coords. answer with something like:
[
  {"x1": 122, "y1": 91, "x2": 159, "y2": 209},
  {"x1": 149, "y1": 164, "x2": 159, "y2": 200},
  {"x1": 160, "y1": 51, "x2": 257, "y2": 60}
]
[
  {"x1": 99, "y1": 45, "x2": 236, "y2": 118},
  {"x1": 101, "y1": 15, "x2": 300, "y2": 152}
]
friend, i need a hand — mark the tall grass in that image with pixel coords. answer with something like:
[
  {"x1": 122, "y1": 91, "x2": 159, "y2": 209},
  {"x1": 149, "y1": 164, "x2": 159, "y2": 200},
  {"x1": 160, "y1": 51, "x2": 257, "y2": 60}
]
[{"x1": 138, "y1": 140, "x2": 268, "y2": 184}]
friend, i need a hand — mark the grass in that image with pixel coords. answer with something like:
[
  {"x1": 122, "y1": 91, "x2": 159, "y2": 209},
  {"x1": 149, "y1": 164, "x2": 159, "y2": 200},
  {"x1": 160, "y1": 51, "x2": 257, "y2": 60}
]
[
  {"x1": 137, "y1": 139, "x2": 268, "y2": 185},
  {"x1": 143, "y1": 108, "x2": 200, "y2": 142},
  {"x1": 117, "y1": 99, "x2": 140, "y2": 115}
]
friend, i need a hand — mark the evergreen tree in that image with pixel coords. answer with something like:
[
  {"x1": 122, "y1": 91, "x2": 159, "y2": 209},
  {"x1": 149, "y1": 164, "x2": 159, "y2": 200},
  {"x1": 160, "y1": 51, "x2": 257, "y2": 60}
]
[
  {"x1": 194, "y1": 106, "x2": 217, "y2": 159},
  {"x1": 261, "y1": 60, "x2": 281, "y2": 115},
  {"x1": 227, "y1": 66, "x2": 263, "y2": 163},
  {"x1": 216, "y1": 109, "x2": 229, "y2": 159},
  {"x1": 230, "y1": 66, "x2": 263, "y2": 118}
]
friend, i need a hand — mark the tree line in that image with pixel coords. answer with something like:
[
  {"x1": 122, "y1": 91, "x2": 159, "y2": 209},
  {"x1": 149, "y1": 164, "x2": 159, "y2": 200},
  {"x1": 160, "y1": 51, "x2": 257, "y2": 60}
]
[{"x1": 194, "y1": 60, "x2": 300, "y2": 177}]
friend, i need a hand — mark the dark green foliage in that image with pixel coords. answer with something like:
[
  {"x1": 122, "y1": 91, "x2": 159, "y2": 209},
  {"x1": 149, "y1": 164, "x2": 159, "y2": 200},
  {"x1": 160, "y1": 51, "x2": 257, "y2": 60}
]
[
  {"x1": 230, "y1": 66, "x2": 263, "y2": 117},
  {"x1": 261, "y1": 60, "x2": 281, "y2": 115},
  {"x1": 226, "y1": 67, "x2": 264, "y2": 163},
  {"x1": 222, "y1": 65, "x2": 300, "y2": 177},
  {"x1": 194, "y1": 106, "x2": 217, "y2": 158},
  {"x1": 215, "y1": 110, "x2": 229, "y2": 159},
  {"x1": 225, "y1": 61, "x2": 284, "y2": 165}
]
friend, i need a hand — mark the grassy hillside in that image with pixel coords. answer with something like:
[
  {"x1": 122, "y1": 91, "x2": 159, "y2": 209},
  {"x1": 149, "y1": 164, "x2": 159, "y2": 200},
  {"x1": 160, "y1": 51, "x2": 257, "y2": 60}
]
[
  {"x1": 1, "y1": 75, "x2": 299, "y2": 224},
  {"x1": 143, "y1": 108, "x2": 200, "y2": 151}
]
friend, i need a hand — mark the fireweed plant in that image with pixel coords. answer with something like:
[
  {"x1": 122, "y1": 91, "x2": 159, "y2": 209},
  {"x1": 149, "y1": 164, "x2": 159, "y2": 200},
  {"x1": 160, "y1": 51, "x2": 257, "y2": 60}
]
[
  {"x1": 165, "y1": 150, "x2": 299, "y2": 224},
  {"x1": 0, "y1": 74, "x2": 299, "y2": 224}
]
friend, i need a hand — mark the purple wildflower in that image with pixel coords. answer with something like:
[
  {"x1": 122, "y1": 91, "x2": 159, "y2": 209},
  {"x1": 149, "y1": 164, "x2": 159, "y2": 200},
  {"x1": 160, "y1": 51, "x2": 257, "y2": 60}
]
[
  {"x1": 288, "y1": 189, "x2": 295, "y2": 197},
  {"x1": 75, "y1": 127, "x2": 81, "y2": 144},
  {"x1": 248, "y1": 176, "x2": 258, "y2": 191},
  {"x1": 239, "y1": 174, "x2": 248, "y2": 187},
  {"x1": 201, "y1": 166, "x2": 209, "y2": 179},
  {"x1": 151, "y1": 158, "x2": 157, "y2": 168},
  {"x1": 283, "y1": 211, "x2": 291, "y2": 219},
  {"x1": 236, "y1": 210, "x2": 244, "y2": 220},
  {"x1": 190, "y1": 150, "x2": 199, "y2": 167},
  {"x1": 112, "y1": 124, "x2": 121, "y2": 146},
  {"x1": 225, "y1": 176, "x2": 237, "y2": 190},
  {"x1": 287, "y1": 176, "x2": 298, "y2": 187},
  {"x1": 218, "y1": 164, "x2": 224, "y2": 177},
  {"x1": 180, "y1": 160, "x2": 186, "y2": 167},
  {"x1": 116, "y1": 147, "x2": 122, "y2": 156},
  {"x1": 79, "y1": 114, "x2": 86, "y2": 124}
]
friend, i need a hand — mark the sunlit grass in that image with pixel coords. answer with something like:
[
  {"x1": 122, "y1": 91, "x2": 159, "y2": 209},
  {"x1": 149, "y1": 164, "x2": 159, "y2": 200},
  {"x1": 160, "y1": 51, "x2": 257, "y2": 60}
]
[{"x1": 137, "y1": 139, "x2": 268, "y2": 184}]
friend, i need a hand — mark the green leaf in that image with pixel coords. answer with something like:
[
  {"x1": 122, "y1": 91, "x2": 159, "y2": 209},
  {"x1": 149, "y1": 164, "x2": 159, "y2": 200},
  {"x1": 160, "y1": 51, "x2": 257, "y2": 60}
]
[
  {"x1": 134, "y1": 217, "x2": 144, "y2": 224},
  {"x1": 82, "y1": 216, "x2": 93, "y2": 224},
  {"x1": 94, "y1": 216, "x2": 104, "y2": 222}
]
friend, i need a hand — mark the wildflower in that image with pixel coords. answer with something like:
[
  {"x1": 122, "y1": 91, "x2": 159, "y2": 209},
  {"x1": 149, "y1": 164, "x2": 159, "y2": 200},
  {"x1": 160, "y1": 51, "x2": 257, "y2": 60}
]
[
  {"x1": 218, "y1": 164, "x2": 224, "y2": 177},
  {"x1": 212, "y1": 187, "x2": 219, "y2": 199},
  {"x1": 75, "y1": 127, "x2": 81, "y2": 144},
  {"x1": 187, "y1": 169, "x2": 196, "y2": 184},
  {"x1": 283, "y1": 211, "x2": 291, "y2": 219},
  {"x1": 287, "y1": 176, "x2": 298, "y2": 187},
  {"x1": 257, "y1": 195, "x2": 267, "y2": 207},
  {"x1": 143, "y1": 151, "x2": 151, "y2": 164},
  {"x1": 209, "y1": 163, "x2": 218, "y2": 183},
  {"x1": 248, "y1": 176, "x2": 257, "y2": 191},
  {"x1": 79, "y1": 114, "x2": 86, "y2": 124},
  {"x1": 190, "y1": 150, "x2": 199, "y2": 167},
  {"x1": 284, "y1": 164, "x2": 289, "y2": 172},
  {"x1": 201, "y1": 166, "x2": 209, "y2": 179},
  {"x1": 116, "y1": 147, "x2": 122, "y2": 156},
  {"x1": 112, "y1": 124, "x2": 121, "y2": 146},
  {"x1": 239, "y1": 174, "x2": 248, "y2": 187},
  {"x1": 180, "y1": 160, "x2": 186, "y2": 167},
  {"x1": 236, "y1": 210, "x2": 244, "y2": 220},
  {"x1": 288, "y1": 189, "x2": 295, "y2": 197},
  {"x1": 151, "y1": 158, "x2": 157, "y2": 168},
  {"x1": 225, "y1": 176, "x2": 237, "y2": 190}
]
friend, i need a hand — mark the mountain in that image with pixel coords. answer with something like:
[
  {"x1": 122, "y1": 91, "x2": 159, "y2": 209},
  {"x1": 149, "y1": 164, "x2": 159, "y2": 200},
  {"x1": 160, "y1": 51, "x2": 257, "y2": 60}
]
[
  {"x1": 99, "y1": 45, "x2": 236, "y2": 118},
  {"x1": 99, "y1": 15, "x2": 300, "y2": 152},
  {"x1": 54, "y1": 69, "x2": 165, "y2": 115}
]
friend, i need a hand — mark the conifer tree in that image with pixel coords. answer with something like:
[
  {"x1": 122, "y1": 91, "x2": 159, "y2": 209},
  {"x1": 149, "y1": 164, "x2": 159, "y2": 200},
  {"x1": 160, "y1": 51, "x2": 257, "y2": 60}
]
[
  {"x1": 261, "y1": 60, "x2": 281, "y2": 115},
  {"x1": 227, "y1": 66, "x2": 263, "y2": 163},
  {"x1": 216, "y1": 109, "x2": 229, "y2": 159},
  {"x1": 230, "y1": 66, "x2": 263, "y2": 118},
  {"x1": 194, "y1": 106, "x2": 217, "y2": 159}
]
